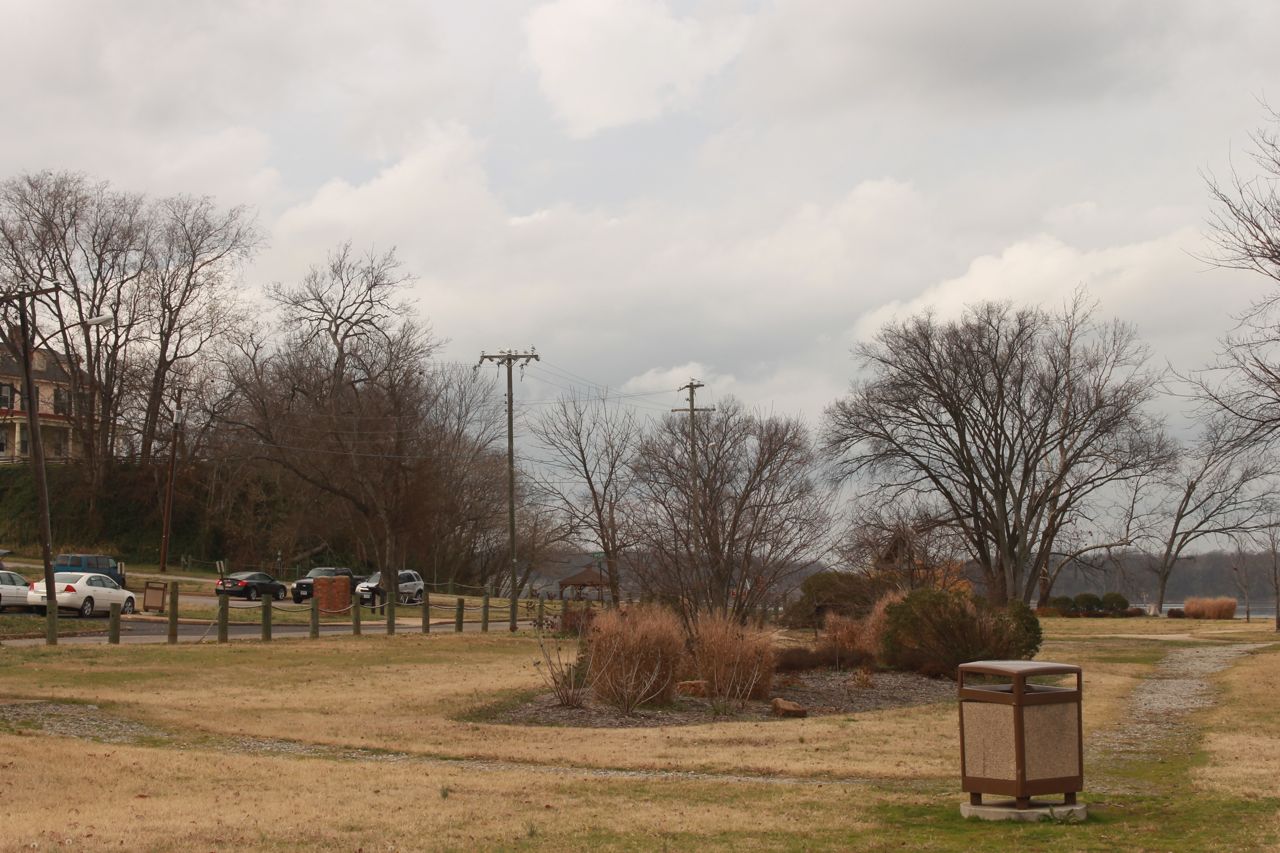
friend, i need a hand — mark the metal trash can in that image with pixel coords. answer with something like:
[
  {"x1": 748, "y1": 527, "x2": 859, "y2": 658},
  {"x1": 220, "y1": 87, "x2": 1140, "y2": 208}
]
[{"x1": 958, "y1": 660, "x2": 1082, "y2": 810}]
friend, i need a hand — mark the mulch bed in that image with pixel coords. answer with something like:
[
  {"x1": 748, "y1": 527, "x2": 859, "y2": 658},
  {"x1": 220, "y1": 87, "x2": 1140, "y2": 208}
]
[{"x1": 492, "y1": 669, "x2": 956, "y2": 729}]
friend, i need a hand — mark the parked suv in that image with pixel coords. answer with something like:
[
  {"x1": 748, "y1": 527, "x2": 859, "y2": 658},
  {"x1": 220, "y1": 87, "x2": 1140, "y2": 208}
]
[
  {"x1": 355, "y1": 570, "x2": 424, "y2": 605},
  {"x1": 291, "y1": 567, "x2": 366, "y2": 603},
  {"x1": 54, "y1": 554, "x2": 126, "y2": 588}
]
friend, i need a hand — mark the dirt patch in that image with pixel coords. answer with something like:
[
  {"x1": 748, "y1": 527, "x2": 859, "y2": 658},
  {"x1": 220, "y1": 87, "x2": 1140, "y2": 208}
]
[{"x1": 490, "y1": 669, "x2": 956, "y2": 728}]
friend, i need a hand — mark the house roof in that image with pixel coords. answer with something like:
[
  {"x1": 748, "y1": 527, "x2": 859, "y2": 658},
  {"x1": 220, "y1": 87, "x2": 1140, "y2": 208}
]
[
  {"x1": 0, "y1": 348, "x2": 73, "y2": 384},
  {"x1": 558, "y1": 566, "x2": 607, "y2": 588}
]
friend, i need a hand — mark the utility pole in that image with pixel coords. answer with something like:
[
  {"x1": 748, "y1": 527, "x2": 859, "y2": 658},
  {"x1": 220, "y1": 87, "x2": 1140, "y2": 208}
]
[
  {"x1": 479, "y1": 348, "x2": 539, "y2": 631},
  {"x1": 672, "y1": 379, "x2": 714, "y2": 568},
  {"x1": 158, "y1": 388, "x2": 184, "y2": 574}
]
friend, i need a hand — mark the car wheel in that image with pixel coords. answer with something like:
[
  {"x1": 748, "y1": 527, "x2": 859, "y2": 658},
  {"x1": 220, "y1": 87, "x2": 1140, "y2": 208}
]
[
  {"x1": 122, "y1": 597, "x2": 135, "y2": 615},
  {"x1": 34, "y1": 606, "x2": 45, "y2": 616},
  {"x1": 274, "y1": 587, "x2": 285, "y2": 601},
  {"x1": 413, "y1": 590, "x2": 423, "y2": 604},
  {"x1": 246, "y1": 587, "x2": 259, "y2": 602},
  {"x1": 80, "y1": 597, "x2": 95, "y2": 618}
]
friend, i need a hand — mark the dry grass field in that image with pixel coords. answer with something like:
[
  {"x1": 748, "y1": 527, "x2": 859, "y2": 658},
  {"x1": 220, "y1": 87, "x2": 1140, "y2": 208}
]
[{"x1": 0, "y1": 616, "x2": 1276, "y2": 851}]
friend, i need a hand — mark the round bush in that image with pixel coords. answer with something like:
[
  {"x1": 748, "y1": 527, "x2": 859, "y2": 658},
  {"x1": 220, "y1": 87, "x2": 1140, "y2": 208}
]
[
  {"x1": 1049, "y1": 595, "x2": 1077, "y2": 615},
  {"x1": 880, "y1": 589, "x2": 1042, "y2": 679},
  {"x1": 1100, "y1": 592, "x2": 1130, "y2": 614},
  {"x1": 1073, "y1": 593, "x2": 1104, "y2": 615}
]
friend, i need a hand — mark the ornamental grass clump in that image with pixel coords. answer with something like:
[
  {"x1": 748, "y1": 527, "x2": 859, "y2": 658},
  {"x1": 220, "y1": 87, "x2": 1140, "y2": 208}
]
[
  {"x1": 818, "y1": 612, "x2": 868, "y2": 670},
  {"x1": 1183, "y1": 597, "x2": 1238, "y2": 620},
  {"x1": 691, "y1": 613, "x2": 776, "y2": 713},
  {"x1": 588, "y1": 604, "x2": 685, "y2": 715}
]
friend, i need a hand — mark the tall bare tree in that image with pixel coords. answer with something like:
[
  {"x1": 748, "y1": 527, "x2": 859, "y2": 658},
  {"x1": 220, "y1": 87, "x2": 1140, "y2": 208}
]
[
  {"x1": 628, "y1": 399, "x2": 830, "y2": 625},
  {"x1": 530, "y1": 394, "x2": 642, "y2": 602},
  {"x1": 136, "y1": 194, "x2": 258, "y2": 463},
  {"x1": 825, "y1": 297, "x2": 1172, "y2": 604},
  {"x1": 1141, "y1": 416, "x2": 1273, "y2": 612},
  {"x1": 0, "y1": 172, "x2": 150, "y2": 507}
]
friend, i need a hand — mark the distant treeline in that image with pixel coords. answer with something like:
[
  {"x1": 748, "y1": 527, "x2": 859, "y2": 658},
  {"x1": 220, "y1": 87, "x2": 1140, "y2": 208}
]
[{"x1": 1047, "y1": 549, "x2": 1275, "y2": 604}]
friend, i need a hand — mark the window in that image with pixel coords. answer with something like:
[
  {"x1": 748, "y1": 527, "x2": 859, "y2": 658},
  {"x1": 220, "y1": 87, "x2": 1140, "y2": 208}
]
[
  {"x1": 0, "y1": 384, "x2": 12, "y2": 409},
  {"x1": 19, "y1": 426, "x2": 28, "y2": 455},
  {"x1": 53, "y1": 387, "x2": 69, "y2": 415},
  {"x1": 0, "y1": 431, "x2": 7, "y2": 454}
]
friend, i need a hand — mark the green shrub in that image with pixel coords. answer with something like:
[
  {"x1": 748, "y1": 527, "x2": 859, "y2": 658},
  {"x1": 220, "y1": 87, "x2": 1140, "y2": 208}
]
[
  {"x1": 1100, "y1": 592, "x2": 1130, "y2": 614},
  {"x1": 1048, "y1": 595, "x2": 1077, "y2": 614},
  {"x1": 1072, "y1": 593, "x2": 1104, "y2": 615},
  {"x1": 879, "y1": 589, "x2": 1042, "y2": 679}
]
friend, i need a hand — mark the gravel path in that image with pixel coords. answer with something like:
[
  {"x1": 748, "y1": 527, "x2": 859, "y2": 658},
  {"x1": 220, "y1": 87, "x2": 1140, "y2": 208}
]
[{"x1": 1088, "y1": 642, "x2": 1269, "y2": 780}]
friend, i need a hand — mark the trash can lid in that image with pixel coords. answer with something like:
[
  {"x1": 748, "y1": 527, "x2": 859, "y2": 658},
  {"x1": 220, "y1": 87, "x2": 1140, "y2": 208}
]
[{"x1": 959, "y1": 660, "x2": 1081, "y2": 677}]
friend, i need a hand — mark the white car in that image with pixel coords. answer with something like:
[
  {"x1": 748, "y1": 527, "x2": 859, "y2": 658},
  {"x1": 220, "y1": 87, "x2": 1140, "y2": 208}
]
[
  {"x1": 0, "y1": 569, "x2": 30, "y2": 611},
  {"x1": 355, "y1": 570, "x2": 425, "y2": 605},
  {"x1": 28, "y1": 572, "x2": 136, "y2": 618}
]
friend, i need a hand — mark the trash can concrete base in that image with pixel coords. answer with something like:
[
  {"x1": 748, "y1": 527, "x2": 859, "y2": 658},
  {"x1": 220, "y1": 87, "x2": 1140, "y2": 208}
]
[{"x1": 960, "y1": 800, "x2": 1087, "y2": 822}]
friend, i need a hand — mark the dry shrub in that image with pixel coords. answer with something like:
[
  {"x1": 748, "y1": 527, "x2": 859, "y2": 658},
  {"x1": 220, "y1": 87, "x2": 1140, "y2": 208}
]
[
  {"x1": 858, "y1": 592, "x2": 904, "y2": 660},
  {"x1": 691, "y1": 613, "x2": 777, "y2": 713},
  {"x1": 560, "y1": 603, "x2": 596, "y2": 635},
  {"x1": 775, "y1": 645, "x2": 837, "y2": 672},
  {"x1": 849, "y1": 666, "x2": 874, "y2": 690},
  {"x1": 1183, "y1": 597, "x2": 1238, "y2": 620},
  {"x1": 588, "y1": 604, "x2": 685, "y2": 715},
  {"x1": 533, "y1": 631, "x2": 590, "y2": 708},
  {"x1": 819, "y1": 612, "x2": 865, "y2": 669}
]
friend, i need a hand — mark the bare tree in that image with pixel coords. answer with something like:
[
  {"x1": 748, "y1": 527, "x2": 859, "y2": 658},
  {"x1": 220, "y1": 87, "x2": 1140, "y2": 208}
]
[
  {"x1": 837, "y1": 498, "x2": 970, "y2": 594},
  {"x1": 824, "y1": 296, "x2": 1172, "y2": 604},
  {"x1": 135, "y1": 195, "x2": 259, "y2": 463},
  {"x1": 1259, "y1": 516, "x2": 1280, "y2": 633},
  {"x1": 628, "y1": 398, "x2": 830, "y2": 625},
  {"x1": 530, "y1": 394, "x2": 642, "y2": 602},
  {"x1": 0, "y1": 172, "x2": 150, "y2": 507},
  {"x1": 1142, "y1": 417, "x2": 1273, "y2": 612},
  {"x1": 1198, "y1": 107, "x2": 1280, "y2": 447}
]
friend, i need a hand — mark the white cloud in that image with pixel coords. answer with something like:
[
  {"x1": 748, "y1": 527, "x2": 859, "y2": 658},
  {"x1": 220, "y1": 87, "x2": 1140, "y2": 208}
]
[
  {"x1": 525, "y1": 0, "x2": 750, "y2": 136},
  {"x1": 849, "y1": 229, "x2": 1258, "y2": 376}
]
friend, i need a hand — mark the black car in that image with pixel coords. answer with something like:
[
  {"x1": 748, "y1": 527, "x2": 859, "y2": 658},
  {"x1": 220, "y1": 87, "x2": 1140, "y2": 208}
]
[
  {"x1": 291, "y1": 567, "x2": 365, "y2": 603},
  {"x1": 215, "y1": 571, "x2": 287, "y2": 601}
]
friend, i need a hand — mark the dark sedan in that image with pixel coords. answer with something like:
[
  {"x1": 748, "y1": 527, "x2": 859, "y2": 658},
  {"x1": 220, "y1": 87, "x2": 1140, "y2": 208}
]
[{"x1": 215, "y1": 571, "x2": 287, "y2": 601}]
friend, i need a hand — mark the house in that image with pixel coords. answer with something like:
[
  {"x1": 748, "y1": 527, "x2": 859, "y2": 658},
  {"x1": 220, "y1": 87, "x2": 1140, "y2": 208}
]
[{"x1": 0, "y1": 347, "x2": 79, "y2": 462}]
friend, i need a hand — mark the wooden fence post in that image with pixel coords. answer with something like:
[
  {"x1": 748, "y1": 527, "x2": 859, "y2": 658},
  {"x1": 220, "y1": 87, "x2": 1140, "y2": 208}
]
[
  {"x1": 455, "y1": 597, "x2": 464, "y2": 632},
  {"x1": 261, "y1": 596, "x2": 272, "y2": 642},
  {"x1": 217, "y1": 594, "x2": 228, "y2": 644},
  {"x1": 108, "y1": 602, "x2": 121, "y2": 645},
  {"x1": 536, "y1": 594, "x2": 545, "y2": 630},
  {"x1": 310, "y1": 596, "x2": 320, "y2": 639},
  {"x1": 421, "y1": 592, "x2": 430, "y2": 634},
  {"x1": 481, "y1": 593, "x2": 490, "y2": 633},
  {"x1": 352, "y1": 591, "x2": 362, "y2": 636},
  {"x1": 167, "y1": 583, "x2": 179, "y2": 645}
]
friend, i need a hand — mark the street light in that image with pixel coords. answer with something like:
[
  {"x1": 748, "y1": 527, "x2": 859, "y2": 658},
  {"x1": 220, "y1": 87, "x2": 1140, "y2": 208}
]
[{"x1": 15, "y1": 303, "x2": 114, "y2": 645}]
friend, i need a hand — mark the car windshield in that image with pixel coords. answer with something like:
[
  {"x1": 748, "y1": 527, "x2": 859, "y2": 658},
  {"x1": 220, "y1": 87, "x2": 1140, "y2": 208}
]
[
  {"x1": 365, "y1": 572, "x2": 380, "y2": 585},
  {"x1": 53, "y1": 573, "x2": 83, "y2": 583},
  {"x1": 307, "y1": 568, "x2": 336, "y2": 578}
]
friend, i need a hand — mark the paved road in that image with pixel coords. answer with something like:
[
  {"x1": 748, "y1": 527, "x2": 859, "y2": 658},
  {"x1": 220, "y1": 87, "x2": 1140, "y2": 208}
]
[{"x1": 1, "y1": 614, "x2": 534, "y2": 646}]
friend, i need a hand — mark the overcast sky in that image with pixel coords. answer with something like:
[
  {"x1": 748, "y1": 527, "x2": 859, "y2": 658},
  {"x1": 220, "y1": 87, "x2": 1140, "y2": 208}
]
[{"x1": 3, "y1": 0, "x2": 1279, "y2": 431}]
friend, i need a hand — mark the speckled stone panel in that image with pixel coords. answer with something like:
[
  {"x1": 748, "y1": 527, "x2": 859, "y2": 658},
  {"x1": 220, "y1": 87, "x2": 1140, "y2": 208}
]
[
  {"x1": 1024, "y1": 702, "x2": 1080, "y2": 781},
  {"x1": 962, "y1": 702, "x2": 1015, "y2": 780}
]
